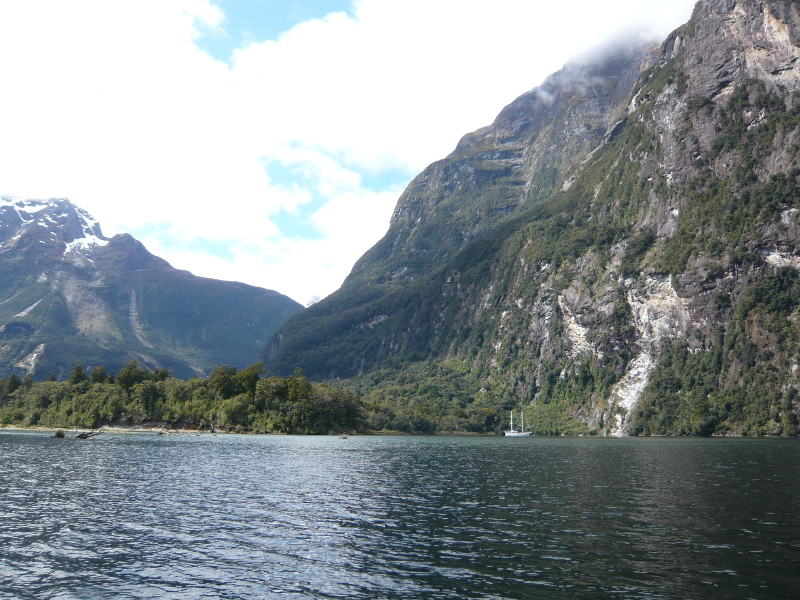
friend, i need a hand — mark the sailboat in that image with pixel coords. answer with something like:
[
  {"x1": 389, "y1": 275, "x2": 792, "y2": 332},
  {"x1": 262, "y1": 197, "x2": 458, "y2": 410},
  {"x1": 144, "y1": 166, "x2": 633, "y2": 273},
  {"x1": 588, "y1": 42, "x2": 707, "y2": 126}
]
[{"x1": 504, "y1": 408, "x2": 532, "y2": 437}]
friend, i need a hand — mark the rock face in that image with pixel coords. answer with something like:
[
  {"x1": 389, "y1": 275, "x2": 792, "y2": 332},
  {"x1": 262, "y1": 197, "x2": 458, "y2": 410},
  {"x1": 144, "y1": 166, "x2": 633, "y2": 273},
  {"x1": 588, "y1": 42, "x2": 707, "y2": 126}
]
[
  {"x1": 267, "y1": 0, "x2": 800, "y2": 436},
  {"x1": 606, "y1": 275, "x2": 691, "y2": 435},
  {"x1": 348, "y1": 44, "x2": 649, "y2": 285},
  {"x1": 0, "y1": 198, "x2": 303, "y2": 379},
  {"x1": 267, "y1": 44, "x2": 652, "y2": 378}
]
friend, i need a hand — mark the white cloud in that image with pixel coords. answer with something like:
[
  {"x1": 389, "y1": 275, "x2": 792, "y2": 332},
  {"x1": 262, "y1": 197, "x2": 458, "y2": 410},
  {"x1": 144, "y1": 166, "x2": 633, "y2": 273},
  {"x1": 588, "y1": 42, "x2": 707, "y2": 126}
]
[
  {"x1": 0, "y1": 0, "x2": 697, "y2": 305},
  {"x1": 141, "y1": 183, "x2": 400, "y2": 305}
]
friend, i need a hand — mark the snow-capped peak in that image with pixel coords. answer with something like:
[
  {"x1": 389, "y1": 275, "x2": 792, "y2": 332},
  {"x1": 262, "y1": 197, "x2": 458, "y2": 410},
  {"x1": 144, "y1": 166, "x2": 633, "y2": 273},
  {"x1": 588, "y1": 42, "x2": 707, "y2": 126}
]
[{"x1": 0, "y1": 196, "x2": 109, "y2": 254}]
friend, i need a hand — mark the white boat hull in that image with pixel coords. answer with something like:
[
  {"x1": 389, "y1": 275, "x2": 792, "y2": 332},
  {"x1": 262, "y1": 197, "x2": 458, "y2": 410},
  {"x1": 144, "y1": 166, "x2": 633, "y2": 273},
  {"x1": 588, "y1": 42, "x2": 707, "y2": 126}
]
[{"x1": 505, "y1": 409, "x2": 532, "y2": 436}]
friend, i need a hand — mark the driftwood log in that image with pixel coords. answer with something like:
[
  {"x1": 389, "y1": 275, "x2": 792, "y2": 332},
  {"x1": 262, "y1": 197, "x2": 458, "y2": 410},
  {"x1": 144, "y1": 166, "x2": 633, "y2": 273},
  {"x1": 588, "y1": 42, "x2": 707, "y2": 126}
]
[{"x1": 75, "y1": 431, "x2": 103, "y2": 440}]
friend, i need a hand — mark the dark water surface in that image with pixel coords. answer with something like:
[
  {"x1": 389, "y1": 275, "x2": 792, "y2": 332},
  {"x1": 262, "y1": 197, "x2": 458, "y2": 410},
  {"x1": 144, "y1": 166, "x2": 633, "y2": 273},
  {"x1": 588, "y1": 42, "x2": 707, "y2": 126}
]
[{"x1": 0, "y1": 432, "x2": 798, "y2": 599}]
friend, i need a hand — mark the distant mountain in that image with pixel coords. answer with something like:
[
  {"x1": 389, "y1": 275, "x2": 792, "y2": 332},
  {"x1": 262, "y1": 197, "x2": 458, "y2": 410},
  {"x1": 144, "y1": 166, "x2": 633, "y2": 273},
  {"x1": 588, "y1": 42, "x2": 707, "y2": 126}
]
[
  {"x1": 266, "y1": 0, "x2": 800, "y2": 437},
  {"x1": 0, "y1": 198, "x2": 302, "y2": 379}
]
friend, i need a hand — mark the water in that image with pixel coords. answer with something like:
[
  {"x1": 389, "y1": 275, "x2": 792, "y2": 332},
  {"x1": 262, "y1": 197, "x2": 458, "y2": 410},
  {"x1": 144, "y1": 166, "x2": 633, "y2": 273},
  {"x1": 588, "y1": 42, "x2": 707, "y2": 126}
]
[{"x1": 0, "y1": 432, "x2": 798, "y2": 599}]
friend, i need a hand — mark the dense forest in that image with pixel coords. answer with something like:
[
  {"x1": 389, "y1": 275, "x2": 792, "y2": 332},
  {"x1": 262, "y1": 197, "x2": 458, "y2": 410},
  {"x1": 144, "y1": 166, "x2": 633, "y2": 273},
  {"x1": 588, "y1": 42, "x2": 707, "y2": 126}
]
[
  {"x1": 0, "y1": 362, "x2": 361, "y2": 434},
  {"x1": 2, "y1": 349, "x2": 796, "y2": 435},
  {"x1": 0, "y1": 359, "x2": 520, "y2": 435},
  {"x1": 0, "y1": 356, "x2": 613, "y2": 435},
  {"x1": 0, "y1": 356, "x2": 610, "y2": 435}
]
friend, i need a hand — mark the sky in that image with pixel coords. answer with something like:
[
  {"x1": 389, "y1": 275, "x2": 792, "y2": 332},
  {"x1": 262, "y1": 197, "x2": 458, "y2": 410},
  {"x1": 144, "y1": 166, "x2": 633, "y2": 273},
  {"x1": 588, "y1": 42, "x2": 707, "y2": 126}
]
[{"x1": 0, "y1": 0, "x2": 698, "y2": 306}]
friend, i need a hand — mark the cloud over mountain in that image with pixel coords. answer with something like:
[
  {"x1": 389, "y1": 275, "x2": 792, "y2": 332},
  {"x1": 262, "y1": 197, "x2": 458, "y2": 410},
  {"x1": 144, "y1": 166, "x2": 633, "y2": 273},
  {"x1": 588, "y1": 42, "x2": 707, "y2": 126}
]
[{"x1": 0, "y1": 0, "x2": 696, "y2": 304}]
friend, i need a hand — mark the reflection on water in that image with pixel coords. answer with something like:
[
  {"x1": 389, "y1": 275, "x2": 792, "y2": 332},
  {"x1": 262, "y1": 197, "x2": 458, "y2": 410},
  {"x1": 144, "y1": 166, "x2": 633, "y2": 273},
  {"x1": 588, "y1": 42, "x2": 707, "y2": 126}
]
[{"x1": 0, "y1": 433, "x2": 798, "y2": 599}]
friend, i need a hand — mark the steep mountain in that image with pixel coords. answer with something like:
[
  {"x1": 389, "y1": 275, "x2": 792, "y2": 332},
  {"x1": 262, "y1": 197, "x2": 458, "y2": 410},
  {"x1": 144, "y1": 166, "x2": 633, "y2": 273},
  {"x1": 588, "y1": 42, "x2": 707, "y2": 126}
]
[
  {"x1": 267, "y1": 0, "x2": 800, "y2": 437},
  {"x1": 0, "y1": 198, "x2": 302, "y2": 379},
  {"x1": 266, "y1": 43, "x2": 652, "y2": 377}
]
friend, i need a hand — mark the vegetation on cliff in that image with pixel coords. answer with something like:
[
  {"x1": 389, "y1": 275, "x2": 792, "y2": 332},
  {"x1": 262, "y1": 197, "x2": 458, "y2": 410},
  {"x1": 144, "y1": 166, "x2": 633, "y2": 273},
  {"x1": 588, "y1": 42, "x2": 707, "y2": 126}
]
[
  {"x1": 632, "y1": 267, "x2": 800, "y2": 437},
  {"x1": 263, "y1": 0, "x2": 800, "y2": 437}
]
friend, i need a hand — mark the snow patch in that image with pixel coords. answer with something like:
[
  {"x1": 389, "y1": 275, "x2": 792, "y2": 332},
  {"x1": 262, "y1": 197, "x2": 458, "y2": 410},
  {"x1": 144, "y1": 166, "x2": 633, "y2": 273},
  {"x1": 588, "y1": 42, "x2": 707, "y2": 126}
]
[
  {"x1": 2, "y1": 197, "x2": 58, "y2": 210},
  {"x1": 64, "y1": 234, "x2": 108, "y2": 255},
  {"x1": 1, "y1": 197, "x2": 58, "y2": 224},
  {"x1": 4, "y1": 198, "x2": 107, "y2": 254}
]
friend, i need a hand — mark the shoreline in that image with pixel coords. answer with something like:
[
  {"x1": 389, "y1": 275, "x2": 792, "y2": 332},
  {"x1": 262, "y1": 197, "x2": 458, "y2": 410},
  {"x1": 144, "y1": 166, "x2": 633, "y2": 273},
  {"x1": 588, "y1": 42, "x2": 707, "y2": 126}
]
[
  {"x1": 0, "y1": 425, "x2": 487, "y2": 436},
  {"x1": 2, "y1": 424, "x2": 794, "y2": 438},
  {"x1": 0, "y1": 424, "x2": 204, "y2": 435}
]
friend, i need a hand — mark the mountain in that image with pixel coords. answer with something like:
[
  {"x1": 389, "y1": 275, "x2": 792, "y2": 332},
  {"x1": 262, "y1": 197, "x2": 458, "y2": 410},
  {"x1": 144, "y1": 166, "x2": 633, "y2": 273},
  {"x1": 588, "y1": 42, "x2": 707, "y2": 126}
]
[
  {"x1": 0, "y1": 198, "x2": 303, "y2": 379},
  {"x1": 266, "y1": 0, "x2": 800, "y2": 437},
  {"x1": 266, "y1": 43, "x2": 652, "y2": 377}
]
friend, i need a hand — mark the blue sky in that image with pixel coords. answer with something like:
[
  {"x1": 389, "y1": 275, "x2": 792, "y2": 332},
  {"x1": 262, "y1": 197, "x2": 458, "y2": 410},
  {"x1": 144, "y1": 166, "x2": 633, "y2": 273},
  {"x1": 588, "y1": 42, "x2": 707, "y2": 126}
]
[
  {"x1": 0, "y1": 0, "x2": 698, "y2": 305},
  {"x1": 190, "y1": 0, "x2": 415, "y2": 246},
  {"x1": 197, "y1": 1, "x2": 353, "y2": 63},
  {"x1": 198, "y1": 0, "x2": 369, "y2": 244}
]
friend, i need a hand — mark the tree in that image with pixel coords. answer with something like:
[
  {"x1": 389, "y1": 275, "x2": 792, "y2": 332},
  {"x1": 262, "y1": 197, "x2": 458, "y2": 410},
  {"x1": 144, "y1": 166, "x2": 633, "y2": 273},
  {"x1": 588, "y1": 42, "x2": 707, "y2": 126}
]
[
  {"x1": 117, "y1": 361, "x2": 149, "y2": 392},
  {"x1": 208, "y1": 365, "x2": 239, "y2": 399},
  {"x1": 151, "y1": 368, "x2": 172, "y2": 382},
  {"x1": 90, "y1": 365, "x2": 107, "y2": 384},
  {"x1": 7, "y1": 372, "x2": 22, "y2": 394},
  {"x1": 131, "y1": 380, "x2": 163, "y2": 420},
  {"x1": 68, "y1": 362, "x2": 89, "y2": 385},
  {"x1": 288, "y1": 367, "x2": 312, "y2": 403},
  {"x1": 235, "y1": 362, "x2": 264, "y2": 399}
]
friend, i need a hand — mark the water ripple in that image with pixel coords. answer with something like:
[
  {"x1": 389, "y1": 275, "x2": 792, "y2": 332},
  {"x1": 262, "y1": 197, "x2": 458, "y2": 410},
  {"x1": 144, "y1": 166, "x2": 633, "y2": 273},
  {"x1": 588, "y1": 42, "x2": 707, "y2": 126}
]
[{"x1": 0, "y1": 433, "x2": 798, "y2": 599}]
